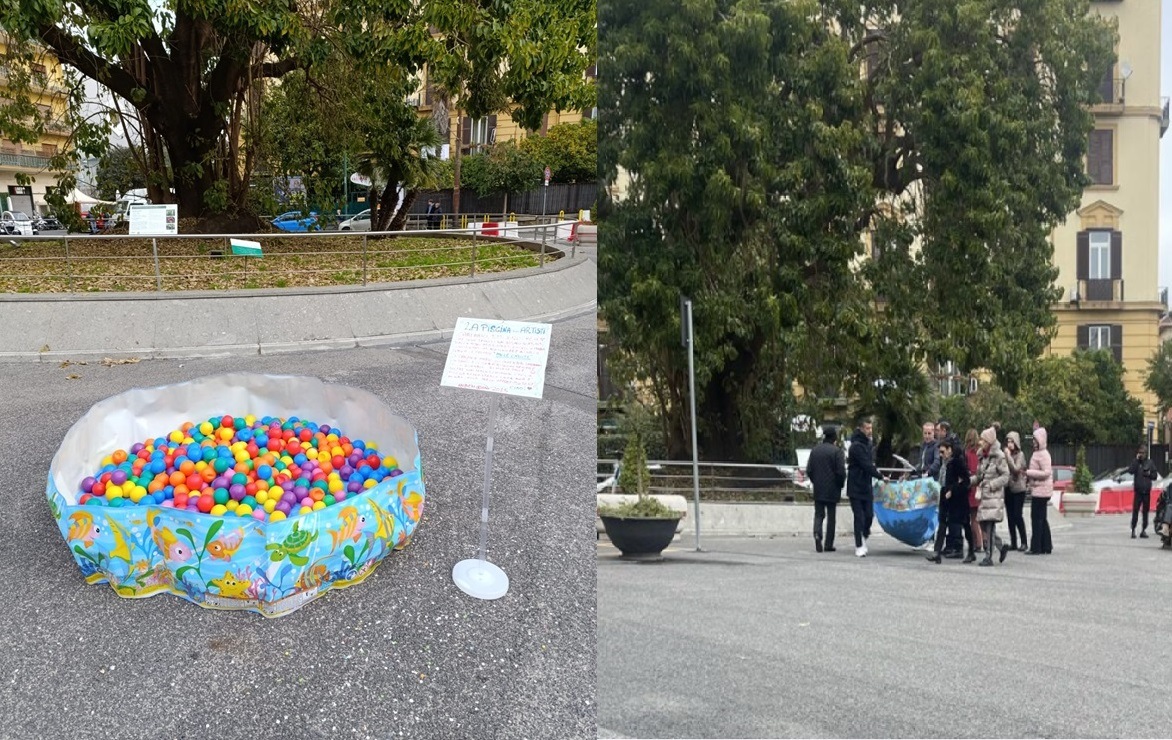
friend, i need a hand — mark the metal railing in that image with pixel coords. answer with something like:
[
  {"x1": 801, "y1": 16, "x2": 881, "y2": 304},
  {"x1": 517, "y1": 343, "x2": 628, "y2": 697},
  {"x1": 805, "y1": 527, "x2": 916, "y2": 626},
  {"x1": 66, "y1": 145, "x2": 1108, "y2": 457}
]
[
  {"x1": 0, "y1": 220, "x2": 578, "y2": 294},
  {"x1": 596, "y1": 459, "x2": 917, "y2": 499},
  {"x1": 0, "y1": 151, "x2": 51, "y2": 169}
]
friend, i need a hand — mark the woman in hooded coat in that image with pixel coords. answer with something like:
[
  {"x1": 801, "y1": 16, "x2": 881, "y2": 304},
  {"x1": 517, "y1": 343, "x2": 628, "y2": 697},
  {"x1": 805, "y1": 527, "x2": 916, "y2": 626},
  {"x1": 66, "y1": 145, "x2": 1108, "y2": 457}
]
[
  {"x1": 1024, "y1": 426, "x2": 1054, "y2": 555},
  {"x1": 1003, "y1": 431, "x2": 1029, "y2": 551},
  {"x1": 964, "y1": 428, "x2": 983, "y2": 562},
  {"x1": 974, "y1": 427, "x2": 1012, "y2": 566}
]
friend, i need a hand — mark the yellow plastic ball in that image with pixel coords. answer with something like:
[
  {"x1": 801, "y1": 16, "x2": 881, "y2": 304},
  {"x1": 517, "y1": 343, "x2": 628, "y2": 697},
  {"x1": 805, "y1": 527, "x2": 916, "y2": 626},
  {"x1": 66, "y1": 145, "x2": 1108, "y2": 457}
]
[
  {"x1": 255, "y1": 490, "x2": 269, "y2": 505},
  {"x1": 328, "y1": 480, "x2": 343, "y2": 494},
  {"x1": 244, "y1": 415, "x2": 256, "y2": 427},
  {"x1": 236, "y1": 504, "x2": 253, "y2": 517},
  {"x1": 363, "y1": 479, "x2": 377, "y2": 489},
  {"x1": 305, "y1": 448, "x2": 318, "y2": 461},
  {"x1": 169, "y1": 431, "x2": 184, "y2": 443},
  {"x1": 269, "y1": 510, "x2": 287, "y2": 522},
  {"x1": 263, "y1": 499, "x2": 277, "y2": 513},
  {"x1": 298, "y1": 506, "x2": 313, "y2": 516},
  {"x1": 312, "y1": 500, "x2": 326, "y2": 511},
  {"x1": 217, "y1": 428, "x2": 234, "y2": 441},
  {"x1": 226, "y1": 500, "x2": 239, "y2": 511},
  {"x1": 210, "y1": 504, "x2": 228, "y2": 517},
  {"x1": 199, "y1": 421, "x2": 214, "y2": 436}
]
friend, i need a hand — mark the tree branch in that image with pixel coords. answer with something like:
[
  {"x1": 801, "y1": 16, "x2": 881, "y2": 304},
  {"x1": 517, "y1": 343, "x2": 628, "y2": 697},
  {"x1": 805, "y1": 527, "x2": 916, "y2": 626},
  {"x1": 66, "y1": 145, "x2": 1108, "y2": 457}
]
[
  {"x1": 259, "y1": 57, "x2": 301, "y2": 79},
  {"x1": 36, "y1": 24, "x2": 159, "y2": 110}
]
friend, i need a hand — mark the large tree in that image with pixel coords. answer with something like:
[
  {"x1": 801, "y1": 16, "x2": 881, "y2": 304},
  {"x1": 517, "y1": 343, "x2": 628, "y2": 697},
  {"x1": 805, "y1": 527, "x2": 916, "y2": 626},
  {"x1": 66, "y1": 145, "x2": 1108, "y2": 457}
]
[
  {"x1": 1021, "y1": 350, "x2": 1144, "y2": 446},
  {"x1": 600, "y1": 0, "x2": 1114, "y2": 461},
  {"x1": 1, "y1": 0, "x2": 595, "y2": 222}
]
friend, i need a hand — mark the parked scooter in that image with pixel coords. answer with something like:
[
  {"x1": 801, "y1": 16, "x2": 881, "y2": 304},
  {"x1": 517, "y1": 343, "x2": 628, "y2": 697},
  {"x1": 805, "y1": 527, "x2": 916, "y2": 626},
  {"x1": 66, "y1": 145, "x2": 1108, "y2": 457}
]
[{"x1": 1156, "y1": 484, "x2": 1172, "y2": 549}]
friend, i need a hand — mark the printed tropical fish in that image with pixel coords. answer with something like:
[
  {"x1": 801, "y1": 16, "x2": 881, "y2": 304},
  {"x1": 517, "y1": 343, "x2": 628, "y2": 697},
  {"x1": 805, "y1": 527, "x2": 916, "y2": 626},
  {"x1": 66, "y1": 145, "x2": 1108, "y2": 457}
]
[
  {"x1": 105, "y1": 518, "x2": 133, "y2": 563},
  {"x1": 67, "y1": 511, "x2": 101, "y2": 547},
  {"x1": 296, "y1": 562, "x2": 333, "y2": 591},
  {"x1": 153, "y1": 527, "x2": 194, "y2": 563},
  {"x1": 328, "y1": 507, "x2": 366, "y2": 551},
  {"x1": 400, "y1": 486, "x2": 424, "y2": 522},
  {"x1": 206, "y1": 529, "x2": 245, "y2": 561},
  {"x1": 367, "y1": 499, "x2": 398, "y2": 543}
]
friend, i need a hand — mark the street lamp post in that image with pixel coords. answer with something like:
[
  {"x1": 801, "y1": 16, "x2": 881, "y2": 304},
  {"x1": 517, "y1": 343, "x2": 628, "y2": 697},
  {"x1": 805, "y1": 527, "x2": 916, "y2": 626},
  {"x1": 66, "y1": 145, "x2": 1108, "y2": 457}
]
[{"x1": 681, "y1": 295, "x2": 702, "y2": 551}]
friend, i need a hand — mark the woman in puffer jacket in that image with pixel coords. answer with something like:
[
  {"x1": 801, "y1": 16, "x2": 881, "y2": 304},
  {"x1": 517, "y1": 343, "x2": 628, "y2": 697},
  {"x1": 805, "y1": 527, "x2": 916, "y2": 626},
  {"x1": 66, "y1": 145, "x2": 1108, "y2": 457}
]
[
  {"x1": 1024, "y1": 426, "x2": 1054, "y2": 555},
  {"x1": 974, "y1": 427, "x2": 1011, "y2": 566},
  {"x1": 1003, "y1": 431, "x2": 1029, "y2": 551}
]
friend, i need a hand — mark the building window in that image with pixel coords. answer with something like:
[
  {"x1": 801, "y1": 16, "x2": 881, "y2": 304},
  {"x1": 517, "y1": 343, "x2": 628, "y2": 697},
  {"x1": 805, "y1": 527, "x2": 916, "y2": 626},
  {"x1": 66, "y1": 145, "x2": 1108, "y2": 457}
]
[
  {"x1": 935, "y1": 361, "x2": 973, "y2": 397},
  {"x1": 1088, "y1": 325, "x2": 1111, "y2": 350},
  {"x1": 460, "y1": 115, "x2": 497, "y2": 153},
  {"x1": 1089, "y1": 230, "x2": 1110, "y2": 279},
  {"x1": 1087, "y1": 129, "x2": 1113, "y2": 185},
  {"x1": 1078, "y1": 323, "x2": 1123, "y2": 363}
]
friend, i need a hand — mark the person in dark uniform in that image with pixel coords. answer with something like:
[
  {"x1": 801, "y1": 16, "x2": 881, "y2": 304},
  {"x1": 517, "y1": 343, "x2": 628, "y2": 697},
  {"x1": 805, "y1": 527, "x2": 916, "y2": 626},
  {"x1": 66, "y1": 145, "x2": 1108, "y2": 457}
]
[
  {"x1": 1128, "y1": 446, "x2": 1159, "y2": 539},
  {"x1": 847, "y1": 417, "x2": 886, "y2": 558},
  {"x1": 807, "y1": 425, "x2": 846, "y2": 553},
  {"x1": 927, "y1": 438, "x2": 971, "y2": 563}
]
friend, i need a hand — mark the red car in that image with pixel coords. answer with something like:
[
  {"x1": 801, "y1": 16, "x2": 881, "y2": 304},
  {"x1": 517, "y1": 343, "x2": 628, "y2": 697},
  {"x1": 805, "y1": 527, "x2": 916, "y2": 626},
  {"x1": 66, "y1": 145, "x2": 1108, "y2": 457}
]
[{"x1": 1051, "y1": 465, "x2": 1075, "y2": 493}]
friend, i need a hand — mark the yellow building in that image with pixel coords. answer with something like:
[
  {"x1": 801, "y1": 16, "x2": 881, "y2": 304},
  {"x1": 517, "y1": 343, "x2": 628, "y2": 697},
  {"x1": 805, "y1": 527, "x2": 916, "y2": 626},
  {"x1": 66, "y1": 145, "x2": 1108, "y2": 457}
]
[
  {"x1": 0, "y1": 37, "x2": 72, "y2": 214},
  {"x1": 412, "y1": 64, "x2": 596, "y2": 155},
  {"x1": 1047, "y1": 0, "x2": 1167, "y2": 423}
]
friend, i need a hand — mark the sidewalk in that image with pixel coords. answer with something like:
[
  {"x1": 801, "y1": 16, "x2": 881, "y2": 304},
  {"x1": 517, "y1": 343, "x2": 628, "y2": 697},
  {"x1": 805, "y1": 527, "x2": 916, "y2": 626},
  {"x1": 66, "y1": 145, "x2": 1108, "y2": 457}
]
[{"x1": 0, "y1": 254, "x2": 595, "y2": 360}]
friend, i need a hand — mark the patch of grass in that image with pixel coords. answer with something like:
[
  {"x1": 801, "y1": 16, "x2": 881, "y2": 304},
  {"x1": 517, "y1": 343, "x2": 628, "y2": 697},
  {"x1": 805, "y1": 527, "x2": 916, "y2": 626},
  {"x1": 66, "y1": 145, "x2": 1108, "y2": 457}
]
[{"x1": 0, "y1": 235, "x2": 554, "y2": 293}]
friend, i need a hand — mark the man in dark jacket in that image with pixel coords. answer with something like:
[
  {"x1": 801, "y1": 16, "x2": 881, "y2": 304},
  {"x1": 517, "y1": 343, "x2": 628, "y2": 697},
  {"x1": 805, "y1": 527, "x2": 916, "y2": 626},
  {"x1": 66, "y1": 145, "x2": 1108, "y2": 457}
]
[
  {"x1": 847, "y1": 418, "x2": 886, "y2": 557},
  {"x1": 926, "y1": 437, "x2": 971, "y2": 563},
  {"x1": 1129, "y1": 446, "x2": 1159, "y2": 538},
  {"x1": 807, "y1": 426, "x2": 846, "y2": 553}
]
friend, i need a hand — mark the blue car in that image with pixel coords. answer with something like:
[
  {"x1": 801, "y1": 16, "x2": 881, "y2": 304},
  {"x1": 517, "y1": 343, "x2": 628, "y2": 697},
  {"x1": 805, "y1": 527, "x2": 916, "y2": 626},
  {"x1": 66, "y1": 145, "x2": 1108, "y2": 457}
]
[{"x1": 271, "y1": 210, "x2": 319, "y2": 232}]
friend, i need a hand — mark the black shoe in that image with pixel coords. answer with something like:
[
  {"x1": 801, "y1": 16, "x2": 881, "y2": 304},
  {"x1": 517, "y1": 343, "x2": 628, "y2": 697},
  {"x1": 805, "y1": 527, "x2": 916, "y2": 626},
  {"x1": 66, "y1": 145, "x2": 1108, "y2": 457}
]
[
  {"x1": 825, "y1": 546, "x2": 836, "y2": 552},
  {"x1": 1024, "y1": 550, "x2": 1040, "y2": 555},
  {"x1": 926, "y1": 552, "x2": 942, "y2": 563},
  {"x1": 963, "y1": 552, "x2": 976, "y2": 564},
  {"x1": 1020, "y1": 542, "x2": 1028, "y2": 552},
  {"x1": 999, "y1": 544, "x2": 1009, "y2": 563},
  {"x1": 943, "y1": 550, "x2": 963, "y2": 560},
  {"x1": 1141, "y1": 531, "x2": 1150, "y2": 539},
  {"x1": 815, "y1": 537, "x2": 824, "y2": 553},
  {"x1": 979, "y1": 558, "x2": 993, "y2": 566},
  {"x1": 1132, "y1": 531, "x2": 1137, "y2": 539}
]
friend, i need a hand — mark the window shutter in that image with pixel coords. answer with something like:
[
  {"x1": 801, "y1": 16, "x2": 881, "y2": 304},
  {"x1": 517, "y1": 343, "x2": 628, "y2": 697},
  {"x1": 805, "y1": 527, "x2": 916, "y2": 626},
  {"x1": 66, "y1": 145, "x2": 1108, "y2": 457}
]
[
  {"x1": 1077, "y1": 231, "x2": 1089, "y2": 280},
  {"x1": 1101, "y1": 130, "x2": 1114, "y2": 185},
  {"x1": 1087, "y1": 132, "x2": 1101, "y2": 183},
  {"x1": 1111, "y1": 324, "x2": 1123, "y2": 364},
  {"x1": 1077, "y1": 324, "x2": 1089, "y2": 350},
  {"x1": 488, "y1": 114, "x2": 498, "y2": 144},
  {"x1": 1099, "y1": 62, "x2": 1115, "y2": 103},
  {"x1": 585, "y1": 64, "x2": 597, "y2": 78},
  {"x1": 461, "y1": 117, "x2": 471, "y2": 147},
  {"x1": 1110, "y1": 230, "x2": 1122, "y2": 279}
]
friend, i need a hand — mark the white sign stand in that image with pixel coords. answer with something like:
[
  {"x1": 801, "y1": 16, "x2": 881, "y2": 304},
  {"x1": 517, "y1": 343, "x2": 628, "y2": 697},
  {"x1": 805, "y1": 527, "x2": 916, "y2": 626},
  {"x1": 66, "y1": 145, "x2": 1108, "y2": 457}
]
[{"x1": 441, "y1": 317, "x2": 553, "y2": 600}]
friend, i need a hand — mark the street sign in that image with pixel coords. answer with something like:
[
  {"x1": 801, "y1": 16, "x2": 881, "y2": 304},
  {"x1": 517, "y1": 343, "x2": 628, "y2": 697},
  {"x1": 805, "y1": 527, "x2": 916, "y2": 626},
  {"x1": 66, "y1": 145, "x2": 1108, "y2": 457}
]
[
  {"x1": 350, "y1": 172, "x2": 372, "y2": 187},
  {"x1": 544, "y1": 166, "x2": 551, "y2": 186}
]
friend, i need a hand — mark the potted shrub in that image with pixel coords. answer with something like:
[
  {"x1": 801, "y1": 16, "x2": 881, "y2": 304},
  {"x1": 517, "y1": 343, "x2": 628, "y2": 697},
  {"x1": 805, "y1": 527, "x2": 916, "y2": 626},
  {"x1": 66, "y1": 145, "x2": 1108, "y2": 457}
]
[
  {"x1": 1065, "y1": 445, "x2": 1096, "y2": 516},
  {"x1": 597, "y1": 432, "x2": 683, "y2": 560}
]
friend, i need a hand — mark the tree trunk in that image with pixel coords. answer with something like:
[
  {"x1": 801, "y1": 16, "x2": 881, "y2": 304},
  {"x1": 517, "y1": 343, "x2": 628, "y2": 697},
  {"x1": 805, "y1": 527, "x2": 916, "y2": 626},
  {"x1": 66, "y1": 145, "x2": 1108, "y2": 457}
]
[
  {"x1": 388, "y1": 190, "x2": 418, "y2": 231},
  {"x1": 452, "y1": 109, "x2": 463, "y2": 215}
]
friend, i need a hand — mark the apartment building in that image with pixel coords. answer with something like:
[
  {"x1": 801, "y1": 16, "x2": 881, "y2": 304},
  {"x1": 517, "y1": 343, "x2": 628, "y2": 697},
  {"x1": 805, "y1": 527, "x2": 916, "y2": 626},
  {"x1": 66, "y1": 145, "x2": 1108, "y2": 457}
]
[
  {"x1": 1046, "y1": 0, "x2": 1167, "y2": 423},
  {"x1": 410, "y1": 64, "x2": 597, "y2": 156},
  {"x1": 0, "y1": 37, "x2": 71, "y2": 214}
]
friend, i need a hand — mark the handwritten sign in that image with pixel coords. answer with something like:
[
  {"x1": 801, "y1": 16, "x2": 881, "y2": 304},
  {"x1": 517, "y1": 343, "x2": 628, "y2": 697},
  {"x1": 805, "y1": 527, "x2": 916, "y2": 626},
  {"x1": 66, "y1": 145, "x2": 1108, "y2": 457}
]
[
  {"x1": 440, "y1": 318, "x2": 552, "y2": 399},
  {"x1": 128, "y1": 204, "x2": 178, "y2": 236}
]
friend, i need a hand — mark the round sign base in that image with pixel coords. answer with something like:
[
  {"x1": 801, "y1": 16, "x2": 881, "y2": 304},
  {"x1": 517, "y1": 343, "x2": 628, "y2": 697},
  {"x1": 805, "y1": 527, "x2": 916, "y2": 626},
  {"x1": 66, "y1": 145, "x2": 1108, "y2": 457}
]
[{"x1": 452, "y1": 558, "x2": 509, "y2": 600}]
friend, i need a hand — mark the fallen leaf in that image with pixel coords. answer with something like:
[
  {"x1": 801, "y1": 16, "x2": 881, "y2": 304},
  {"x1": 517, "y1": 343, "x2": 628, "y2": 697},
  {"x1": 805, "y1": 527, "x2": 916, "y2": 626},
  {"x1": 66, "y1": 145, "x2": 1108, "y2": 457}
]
[
  {"x1": 40, "y1": 344, "x2": 49, "y2": 352},
  {"x1": 65, "y1": 373, "x2": 80, "y2": 380},
  {"x1": 101, "y1": 357, "x2": 140, "y2": 366}
]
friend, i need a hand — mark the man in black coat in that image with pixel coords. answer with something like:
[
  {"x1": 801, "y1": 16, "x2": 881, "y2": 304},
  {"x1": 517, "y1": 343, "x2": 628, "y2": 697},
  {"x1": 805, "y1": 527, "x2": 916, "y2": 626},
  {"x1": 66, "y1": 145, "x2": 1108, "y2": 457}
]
[
  {"x1": 1129, "y1": 445, "x2": 1159, "y2": 538},
  {"x1": 847, "y1": 418, "x2": 886, "y2": 557},
  {"x1": 807, "y1": 426, "x2": 846, "y2": 553},
  {"x1": 917, "y1": 421, "x2": 939, "y2": 478}
]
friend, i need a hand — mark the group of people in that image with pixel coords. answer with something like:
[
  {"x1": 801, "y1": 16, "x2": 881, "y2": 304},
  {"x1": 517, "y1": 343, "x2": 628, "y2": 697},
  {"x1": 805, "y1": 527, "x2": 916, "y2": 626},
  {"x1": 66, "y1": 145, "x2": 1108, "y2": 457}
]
[{"x1": 806, "y1": 418, "x2": 1056, "y2": 566}]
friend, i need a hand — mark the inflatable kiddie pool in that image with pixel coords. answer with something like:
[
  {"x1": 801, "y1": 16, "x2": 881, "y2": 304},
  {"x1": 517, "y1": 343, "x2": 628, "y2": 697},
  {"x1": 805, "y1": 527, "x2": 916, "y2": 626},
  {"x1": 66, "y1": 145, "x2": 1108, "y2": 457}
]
[
  {"x1": 873, "y1": 478, "x2": 940, "y2": 548},
  {"x1": 47, "y1": 373, "x2": 426, "y2": 617}
]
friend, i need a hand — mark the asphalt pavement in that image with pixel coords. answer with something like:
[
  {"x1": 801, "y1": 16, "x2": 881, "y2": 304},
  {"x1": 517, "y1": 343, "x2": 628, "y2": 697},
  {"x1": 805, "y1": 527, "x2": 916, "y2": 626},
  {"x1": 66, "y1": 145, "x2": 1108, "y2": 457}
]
[
  {"x1": 0, "y1": 312, "x2": 597, "y2": 740},
  {"x1": 598, "y1": 518, "x2": 1172, "y2": 739}
]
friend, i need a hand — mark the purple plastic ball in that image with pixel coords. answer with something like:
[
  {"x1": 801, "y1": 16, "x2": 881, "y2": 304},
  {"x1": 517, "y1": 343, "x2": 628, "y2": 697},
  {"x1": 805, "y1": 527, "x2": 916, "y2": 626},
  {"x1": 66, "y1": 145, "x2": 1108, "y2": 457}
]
[
  {"x1": 81, "y1": 477, "x2": 96, "y2": 493},
  {"x1": 347, "y1": 481, "x2": 362, "y2": 493},
  {"x1": 230, "y1": 486, "x2": 246, "y2": 502},
  {"x1": 110, "y1": 470, "x2": 128, "y2": 485}
]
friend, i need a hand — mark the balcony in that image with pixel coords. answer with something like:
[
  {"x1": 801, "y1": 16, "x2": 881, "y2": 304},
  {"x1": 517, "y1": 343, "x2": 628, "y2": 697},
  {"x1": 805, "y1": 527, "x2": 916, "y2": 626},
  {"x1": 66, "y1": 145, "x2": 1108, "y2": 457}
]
[
  {"x1": 1077, "y1": 278, "x2": 1124, "y2": 303},
  {"x1": 0, "y1": 151, "x2": 51, "y2": 170},
  {"x1": 1162, "y1": 97, "x2": 1169, "y2": 138},
  {"x1": 1094, "y1": 77, "x2": 1125, "y2": 109}
]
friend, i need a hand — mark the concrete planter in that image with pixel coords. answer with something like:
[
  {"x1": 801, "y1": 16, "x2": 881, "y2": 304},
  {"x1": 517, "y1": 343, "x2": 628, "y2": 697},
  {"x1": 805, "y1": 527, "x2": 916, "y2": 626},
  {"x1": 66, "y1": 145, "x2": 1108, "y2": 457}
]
[
  {"x1": 1063, "y1": 493, "x2": 1097, "y2": 517},
  {"x1": 596, "y1": 494, "x2": 687, "y2": 540},
  {"x1": 575, "y1": 224, "x2": 597, "y2": 246}
]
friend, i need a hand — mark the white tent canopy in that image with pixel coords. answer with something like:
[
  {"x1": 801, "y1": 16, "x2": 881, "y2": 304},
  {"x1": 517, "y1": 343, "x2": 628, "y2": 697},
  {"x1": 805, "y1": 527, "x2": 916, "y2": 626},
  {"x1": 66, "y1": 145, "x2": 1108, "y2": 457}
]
[{"x1": 63, "y1": 188, "x2": 114, "y2": 205}]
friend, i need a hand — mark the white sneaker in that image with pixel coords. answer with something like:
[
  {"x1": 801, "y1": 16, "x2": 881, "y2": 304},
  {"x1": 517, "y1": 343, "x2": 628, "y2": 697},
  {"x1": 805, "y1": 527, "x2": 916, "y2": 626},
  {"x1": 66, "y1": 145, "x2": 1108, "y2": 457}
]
[
  {"x1": 862, "y1": 541, "x2": 869, "y2": 556},
  {"x1": 856, "y1": 546, "x2": 867, "y2": 557}
]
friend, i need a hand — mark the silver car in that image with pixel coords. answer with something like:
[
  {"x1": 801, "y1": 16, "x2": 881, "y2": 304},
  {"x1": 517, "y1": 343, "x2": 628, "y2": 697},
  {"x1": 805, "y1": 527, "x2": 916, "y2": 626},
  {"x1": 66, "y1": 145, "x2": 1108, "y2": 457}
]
[{"x1": 338, "y1": 209, "x2": 371, "y2": 231}]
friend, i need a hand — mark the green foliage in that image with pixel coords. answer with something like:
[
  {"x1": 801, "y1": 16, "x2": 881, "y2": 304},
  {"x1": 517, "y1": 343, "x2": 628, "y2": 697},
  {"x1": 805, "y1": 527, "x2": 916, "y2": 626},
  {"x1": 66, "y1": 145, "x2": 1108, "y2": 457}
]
[
  {"x1": 597, "y1": 496, "x2": 683, "y2": 520},
  {"x1": 519, "y1": 120, "x2": 597, "y2": 184},
  {"x1": 1072, "y1": 446, "x2": 1094, "y2": 494},
  {"x1": 1145, "y1": 340, "x2": 1172, "y2": 416},
  {"x1": 3, "y1": 0, "x2": 595, "y2": 218},
  {"x1": 937, "y1": 384, "x2": 1034, "y2": 444},
  {"x1": 617, "y1": 432, "x2": 651, "y2": 497},
  {"x1": 1021, "y1": 350, "x2": 1144, "y2": 446},
  {"x1": 95, "y1": 146, "x2": 146, "y2": 202},
  {"x1": 599, "y1": 0, "x2": 1114, "y2": 462},
  {"x1": 461, "y1": 141, "x2": 543, "y2": 197}
]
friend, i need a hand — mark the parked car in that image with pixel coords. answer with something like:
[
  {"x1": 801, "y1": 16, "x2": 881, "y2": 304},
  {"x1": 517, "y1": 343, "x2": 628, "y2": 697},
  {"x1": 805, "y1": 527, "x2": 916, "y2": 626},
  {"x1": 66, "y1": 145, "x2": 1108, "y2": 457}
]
[
  {"x1": 338, "y1": 209, "x2": 371, "y2": 231},
  {"x1": 33, "y1": 214, "x2": 62, "y2": 231},
  {"x1": 1090, "y1": 466, "x2": 1132, "y2": 494},
  {"x1": 271, "y1": 211, "x2": 319, "y2": 233},
  {"x1": 1050, "y1": 465, "x2": 1076, "y2": 493},
  {"x1": 1, "y1": 210, "x2": 37, "y2": 235}
]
